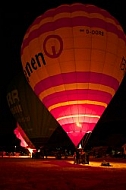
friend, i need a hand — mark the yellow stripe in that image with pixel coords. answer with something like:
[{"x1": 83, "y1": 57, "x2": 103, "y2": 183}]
[
  {"x1": 48, "y1": 100, "x2": 107, "y2": 112},
  {"x1": 57, "y1": 114, "x2": 100, "y2": 121},
  {"x1": 39, "y1": 83, "x2": 115, "y2": 101}
]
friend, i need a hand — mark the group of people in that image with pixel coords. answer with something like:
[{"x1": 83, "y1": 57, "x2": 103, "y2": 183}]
[{"x1": 73, "y1": 149, "x2": 89, "y2": 164}]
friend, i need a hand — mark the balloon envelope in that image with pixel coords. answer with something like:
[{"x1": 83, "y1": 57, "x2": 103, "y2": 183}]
[
  {"x1": 6, "y1": 72, "x2": 59, "y2": 147},
  {"x1": 21, "y1": 3, "x2": 126, "y2": 146},
  {"x1": 14, "y1": 123, "x2": 35, "y2": 149}
]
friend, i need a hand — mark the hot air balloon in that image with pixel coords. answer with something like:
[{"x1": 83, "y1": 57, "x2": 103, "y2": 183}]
[
  {"x1": 21, "y1": 3, "x2": 126, "y2": 147},
  {"x1": 14, "y1": 122, "x2": 36, "y2": 150},
  {"x1": 6, "y1": 72, "x2": 59, "y2": 148}
]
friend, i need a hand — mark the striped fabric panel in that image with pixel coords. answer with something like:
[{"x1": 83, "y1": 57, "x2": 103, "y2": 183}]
[
  {"x1": 41, "y1": 89, "x2": 112, "y2": 108},
  {"x1": 34, "y1": 72, "x2": 118, "y2": 96},
  {"x1": 33, "y1": 72, "x2": 118, "y2": 125},
  {"x1": 21, "y1": 17, "x2": 123, "y2": 52},
  {"x1": 27, "y1": 4, "x2": 120, "y2": 27},
  {"x1": 50, "y1": 103, "x2": 104, "y2": 121},
  {"x1": 60, "y1": 118, "x2": 99, "y2": 129},
  {"x1": 21, "y1": 4, "x2": 125, "y2": 54}
]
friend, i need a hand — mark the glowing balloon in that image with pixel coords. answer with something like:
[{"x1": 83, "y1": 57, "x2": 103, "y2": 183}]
[
  {"x1": 21, "y1": 3, "x2": 126, "y2": 147},
  {"x1": 6, "y1": 72, "x2": 59, "y2": 147},
  {"x1": 14, "y1": 122, "x2": 35, "y2": 149}
]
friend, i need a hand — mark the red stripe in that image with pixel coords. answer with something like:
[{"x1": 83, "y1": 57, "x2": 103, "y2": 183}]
[
  {"x1": 59, "y1": 117, "x2": 99, "y2": 126},
  {"x1": 62, "y1": 122, "x2": 95, "y2": 133},
  {"x1": 42, "y1": 89, "x2": 112, "y2": 108},
  {"x1": 26, "y1": 4, "x2": 120, "y2": 33},
  {"x1": 21, "y1": 16, "x2": 124, "y2": 53},
  {"x1": 34, "y1": 72, "x2": 119, "y2": 95},
  {"x1": 50, "y1": 104, "x2": 105, "y2": 119}
]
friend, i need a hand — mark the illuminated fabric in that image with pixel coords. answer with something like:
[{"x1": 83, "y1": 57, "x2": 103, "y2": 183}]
[{"x1": 21, "y1": 3, "x2": 126, "y2": 146}]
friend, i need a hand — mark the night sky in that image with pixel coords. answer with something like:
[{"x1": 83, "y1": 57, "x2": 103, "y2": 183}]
[{"x1": 1, "y1": 0, "x2": 126, "y2": 147}]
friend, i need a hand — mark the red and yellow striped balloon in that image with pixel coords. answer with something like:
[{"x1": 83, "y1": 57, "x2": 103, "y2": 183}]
[{"x1": 21, "y1": 3, "x2": 126, "y2": 147}]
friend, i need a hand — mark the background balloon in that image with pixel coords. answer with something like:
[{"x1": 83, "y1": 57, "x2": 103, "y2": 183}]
[
  {"x1": 14, "y1": 122, "x2": 35, "y2": 150},
  {"x1": 21, "y1": 3, "x2": 126, "y2": 147},
  {"x1": 6, "y1": 72, "x2": 59, "y2": 148}
]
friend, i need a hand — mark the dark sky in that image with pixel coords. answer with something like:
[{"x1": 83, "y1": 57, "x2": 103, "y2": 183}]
[{"x1": 1, "y1": 0, "x2": 126, "y2": 147}]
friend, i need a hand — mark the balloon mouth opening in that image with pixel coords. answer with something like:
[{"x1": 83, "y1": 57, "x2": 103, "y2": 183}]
[{"x1": 66, "y1": 130, "x2": 92, "y2": 134}]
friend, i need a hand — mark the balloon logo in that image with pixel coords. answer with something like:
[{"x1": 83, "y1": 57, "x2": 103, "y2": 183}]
[
  {"x1": 21, "y1": 3, "x2": 126, "y2": 147},
  {"x1": 43, "y1": 35, "x2": 63, "y2": 58}
]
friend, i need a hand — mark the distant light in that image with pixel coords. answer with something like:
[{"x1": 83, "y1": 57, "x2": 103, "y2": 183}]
[{"x1": 78, "y1": 144, "x2": 82, "y2": 149}]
